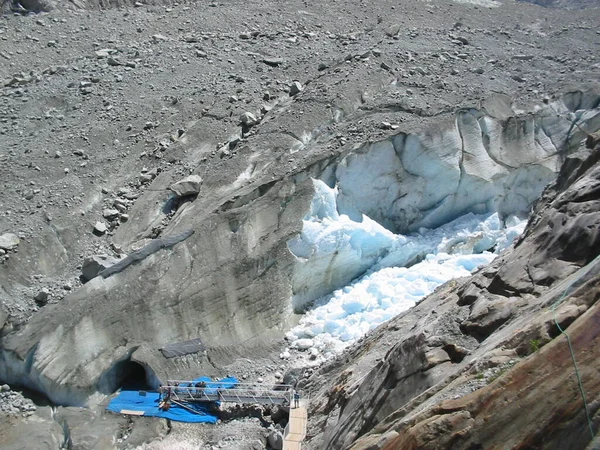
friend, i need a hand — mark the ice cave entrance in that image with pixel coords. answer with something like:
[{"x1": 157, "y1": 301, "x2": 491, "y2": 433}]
[{"x1": 112, "y1": 359, "x2": 153, "y2": 392}]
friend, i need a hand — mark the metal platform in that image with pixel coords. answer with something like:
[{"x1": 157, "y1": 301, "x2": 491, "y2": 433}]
[{"x1": 158, "y1": 380, "x2": 293, "y2": 406}]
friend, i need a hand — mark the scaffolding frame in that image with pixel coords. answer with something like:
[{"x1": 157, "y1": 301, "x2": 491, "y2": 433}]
[{"x1": 158, "y1": 380, "x2": 293, "y2": 406}]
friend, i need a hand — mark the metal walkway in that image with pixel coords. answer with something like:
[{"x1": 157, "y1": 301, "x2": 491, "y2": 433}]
[
  {"x1": 284, "y1": 399, "x2": 308, "y2": 450},
  {"x1": 159, "y1": 380, "x2": 293, "y2": 406}
]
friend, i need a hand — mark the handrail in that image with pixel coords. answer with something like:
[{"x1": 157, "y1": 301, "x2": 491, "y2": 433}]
[
  {"x1": 165, "y1": 380, "x2": 293, "y2": 389},
  {"x1": 158, "y1": 381, "x2": 294, "y2": 406},
  {"x1": 550, "y1": 254, "x2": 600, "y2": 449}
]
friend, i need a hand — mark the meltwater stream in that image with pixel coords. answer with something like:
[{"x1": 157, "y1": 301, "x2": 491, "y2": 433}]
[{"x1": 285, "y1": 180, "x2": 526, "y2": 359}]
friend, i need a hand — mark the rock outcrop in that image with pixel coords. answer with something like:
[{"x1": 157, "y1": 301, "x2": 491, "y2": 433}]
[{"x1": 303, "y1": 138, "x2": 600, "y2": 449}]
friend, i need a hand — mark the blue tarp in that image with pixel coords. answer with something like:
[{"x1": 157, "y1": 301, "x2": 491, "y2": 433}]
[{"x1": 106, "y1": 376, "x2": 238, "y2": 423}]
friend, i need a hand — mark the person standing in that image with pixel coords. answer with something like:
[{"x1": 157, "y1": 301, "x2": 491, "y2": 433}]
[{"x1": 294, "y1": 390, "x2": 300, "y2": 408}]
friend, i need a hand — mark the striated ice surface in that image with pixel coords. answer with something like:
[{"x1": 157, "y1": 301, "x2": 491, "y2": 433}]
[{"x1": 287, "y1": 179, "x2": 527, "y2": 357}]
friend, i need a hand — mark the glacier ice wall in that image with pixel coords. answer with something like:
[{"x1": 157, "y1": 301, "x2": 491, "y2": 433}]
[
  {"x1": 288, "y1": 180, "x2": 526, "y2": 312},
  {"x1": 289, "y1": 94, "x2": 600, "y2": 309},
  {"x1": 335, "y1": 96, "x2": 600, "y2": 234}
]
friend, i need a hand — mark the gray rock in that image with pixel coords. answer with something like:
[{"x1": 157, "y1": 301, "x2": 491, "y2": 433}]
[
  {"x1": 152, "y1": 34, "x2": 168, "y2": 42},
  {"x1": 34, "y1": 288, "x2": 50, "y2": 305},
  {"x1": 0, "y1": 233, "x2": 19, "y2": 250},
  {"x1": 139, "y1": 172, "x2": 155, "y2": 183},
  {"x1": 512, "y1": 55, "x2": 534, "y2": 61},
  {"x1": 94, "y1": 48, "x2": 116, "y2": 58},
  {"x1": 289, "y1": 81, "x2": 302, "y2": 96},
  {"x1": 0, "y1": 384, "x2": 9, "y2": 392},
  {"x1": 263, "y1": 57, "x2": 284, "y2": 67},
  {"x1": 169, "y1": 175, "x2": 203, "y2": 197},
  {"x1": 107, "y1": 57, "x2": 121, "y2": 66},
  {"x1": 240, "y1": 111, "x2": 259, "y2": 126},
  {"x1": 81, "y1": 255, "x2": 120, "y2": 282},
  {"x1": 261, "y1": 104, "x2": 273, "y2": 115},
  {"x1": 267, "y1": 429, "x2": 283, "y2": 450},
  {"x1": 102, "y1": 209, "x2": 120, "y2": 220},
  {"x1": 93, "y1": 221, "x2": 108, "y2": 235},
  {"x1": 113, "y1": 198, "x2": 128, "y2": 212},
  {"x1": 386, "y1": 24, "x2": 400, "y2": 37}
]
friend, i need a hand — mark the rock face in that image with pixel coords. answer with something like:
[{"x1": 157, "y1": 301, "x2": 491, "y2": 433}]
[
  {"x1": 302, "y1": 140, "x2": 600, "y2": 449},
  {"x1": 288, "y1": 91, "x2": 600, "y2": 309}
]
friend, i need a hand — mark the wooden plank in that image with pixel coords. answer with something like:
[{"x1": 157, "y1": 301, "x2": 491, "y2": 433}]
[
  {"x1": 283, "y1": 401, "x2": 308, "y2": 450},
  {"x1": 119, "y1": 409, "x2": 145, "y2": 416}
]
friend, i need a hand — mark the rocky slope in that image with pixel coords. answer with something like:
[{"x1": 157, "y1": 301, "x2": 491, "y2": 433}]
[{"x1": 1, "y1": 0, "x2": 600, "y2": 448}]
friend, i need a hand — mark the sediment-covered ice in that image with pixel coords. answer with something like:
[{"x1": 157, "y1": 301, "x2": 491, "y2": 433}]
[{"x1": 287, "y1": 179, "x2": 527, "y2": 357}]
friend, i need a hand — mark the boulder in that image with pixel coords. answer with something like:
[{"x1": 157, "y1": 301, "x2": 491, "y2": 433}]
[
  {"x1": 263, "y1": 57, "x2": 284, "y2": 67},
  {"x1": 0, "y1": 233, "x2": 19, "y2": 250},
  {"x1": 33, "y1": 289, "x2": 50, "y2": 306},
  {"x1": 240, "y1": 112, "x2": 259, "y2": 126},
  {"x1": 81, "y1": 255, "x2": 121, "y2": 282},
  {"x1": 102, "y1": 209, "x2": 120, "y2": 220},
  {"x1": 289, "y1": 81, "x2": 302, "y2": 96},
  {"x1": 270, "y1": 405, "x2": 289, "y2": 426},
  {"x1": 283, "y1": 368, "x2": 304, "y2": 387},
  {"x1": 169, "y1": 175, "x2": 203, "y2": 197},
  {"x1": 93, "y1": 222, "x2": 107, "y2": 235},
  {"x1": 267, "y1": 428, "x2": 283, "y2": 450}
]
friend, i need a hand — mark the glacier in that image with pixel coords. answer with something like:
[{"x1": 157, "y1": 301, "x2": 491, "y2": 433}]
[{"x1": 286, "y1": 179, "x2": 526, "y2": 357}]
